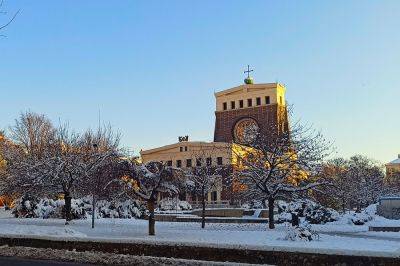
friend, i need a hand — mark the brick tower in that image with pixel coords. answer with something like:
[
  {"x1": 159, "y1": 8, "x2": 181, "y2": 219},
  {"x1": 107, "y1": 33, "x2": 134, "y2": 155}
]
[{"x1": 213, "y1": 80, "x2": 288, "y2": 144}]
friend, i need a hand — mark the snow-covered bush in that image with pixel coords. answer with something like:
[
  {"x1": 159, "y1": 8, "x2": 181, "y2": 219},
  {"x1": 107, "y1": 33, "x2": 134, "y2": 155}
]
[
  {"x1": 12, "y1": 195, "x2": 39, "y2": 218},
  {"x1": 305, "y1": 205, "x2": 339, "y2": 224},
  {"x1": 364, "y1": 203, "x2": 377, "y2": 216},
  {"x1": 350, "y1": 213, "x2": 371, "y2": 225},
  {"x1": 276, "y1": 212, "x2": 292, "y2": 223},
  {"x1": 12, "y1": 196, "x2": 144, "y2": 219},
  {"x1": 277, "y1": 200, "x2": 314, "y2": 217},
  {"x1": 97, "y1": 199, "x2": 144, "y2": 218},
  {"x1": 283, "y1": 224, "x2": 319, "y2": 241},
  {"x1": 34, "y1": 198, "x2": 64, "y2": 219},
  {"x1": 157, "y1": 198, "x2": 192, "y2": 211},
  {"x1": 276, "y1": 200, "x2": 339, "y2": 224},
  {"x1": 348, "y1": 204, "x2": 377, "y2": 225},
  {"x1": 242, "y1": 200, "x2": 264, "y2": 209}
]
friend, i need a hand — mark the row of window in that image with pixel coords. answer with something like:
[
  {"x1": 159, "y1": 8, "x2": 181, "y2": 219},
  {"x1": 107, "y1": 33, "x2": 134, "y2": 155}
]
[
  {"x1": 166, "y1": 157, "x2": 224, "y2": 168},
  {"x1": 222, "y1": 96, "x2": 271, "y2": 111},
  {"x1": 179, "y1": 146, "x2": 188, "y2": 152}
]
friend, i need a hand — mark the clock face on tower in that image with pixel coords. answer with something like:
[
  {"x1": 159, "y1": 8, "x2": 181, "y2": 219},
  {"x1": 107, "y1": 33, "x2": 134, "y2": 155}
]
[{"x1": 233, "y1": 118, "x2": 259, "y2": 144}]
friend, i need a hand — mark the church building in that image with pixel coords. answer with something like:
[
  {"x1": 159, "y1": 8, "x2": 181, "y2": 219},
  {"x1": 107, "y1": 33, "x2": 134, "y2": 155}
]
[{"x1": 140, "y1": 68, "x2": 288, "y2": 205}]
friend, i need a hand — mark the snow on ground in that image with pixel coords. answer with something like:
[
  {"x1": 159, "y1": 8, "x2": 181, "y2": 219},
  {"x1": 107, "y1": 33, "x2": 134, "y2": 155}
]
[
  {"x1": 0, "y1": 218, "x2": 398, "y2": 257},
  {"x1": 0, "y1": 208, "x2": 13, "y2": 219},
  {"x1": 0, "y1": 208, "x2": 399, "y2": 258}
]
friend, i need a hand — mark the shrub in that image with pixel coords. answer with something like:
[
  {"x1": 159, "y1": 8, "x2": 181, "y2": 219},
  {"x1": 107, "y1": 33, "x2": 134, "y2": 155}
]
[
  {"x1": 12, "y1": 196, "x2": 144, "y2": 220},
  {"x1": 276, "y1": 200, "x2": 339, "y2": 224},
  {"x1": 283, "y1": 224, "x2": 319, "y2": 241},
  {"x1": 157, "y1": 198, "x2": 192, "y2": 211}
]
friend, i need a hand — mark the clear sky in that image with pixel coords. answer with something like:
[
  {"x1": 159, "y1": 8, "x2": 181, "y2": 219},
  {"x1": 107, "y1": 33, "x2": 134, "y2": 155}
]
[{"x1": 0, "y1": 1, "x2": 399, "y2": 164}]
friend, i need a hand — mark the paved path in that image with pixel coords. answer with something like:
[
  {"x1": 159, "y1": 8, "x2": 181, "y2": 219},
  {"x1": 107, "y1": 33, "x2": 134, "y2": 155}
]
[{"x1": 320, "y1": 231, "x2": 400, "y2": 242}]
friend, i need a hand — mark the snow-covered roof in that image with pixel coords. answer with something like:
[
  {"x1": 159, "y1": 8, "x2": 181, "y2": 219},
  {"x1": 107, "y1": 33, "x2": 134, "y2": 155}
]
[
  {"x1": 380, "y1": 196, "x2": 400, "y2": 201},
  {"x1": 386, "y1": 155, "x2": 400, "y2": 166}
]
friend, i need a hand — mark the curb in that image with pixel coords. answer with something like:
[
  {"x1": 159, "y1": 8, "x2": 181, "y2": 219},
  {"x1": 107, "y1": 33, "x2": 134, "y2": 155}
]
[{"x1": 0, "y1": 237, "x2": 399, "y2": 265}]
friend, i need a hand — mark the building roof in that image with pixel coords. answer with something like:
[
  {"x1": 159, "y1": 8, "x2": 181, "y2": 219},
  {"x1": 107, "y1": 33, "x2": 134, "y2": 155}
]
[
  {"x1": 387, "y1": 155, "x2": 400, "y2": 166},
  {"x1": 214, "y1": 83, "x2": 284, "y2": 97},
  {"x1": 140, "y1": 141, "x2": 232, "y2": 156}
]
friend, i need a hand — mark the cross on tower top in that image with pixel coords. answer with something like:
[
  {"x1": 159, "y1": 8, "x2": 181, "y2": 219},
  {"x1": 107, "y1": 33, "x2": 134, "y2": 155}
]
[
  {"x1": 244, "y1": 65, "x2": 253, "y2": 78},
  {"x1": 244, "y1": 65, "x2": 254, "y2": 84}
]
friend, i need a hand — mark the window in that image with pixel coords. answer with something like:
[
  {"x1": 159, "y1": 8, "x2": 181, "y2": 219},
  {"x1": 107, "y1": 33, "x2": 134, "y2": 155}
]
[
  {"x1": 223, "y1": 102, "x2": 227, "y2": 110},
  {"x1": 256, "y1": 97, "x2": 261, "y2": 106},
  {"x1": 247, "y1": 98, "x2": 252, "y2": 107},
  {"x1": 186, "y1": 159, "x2": 192, "y2": 167},
  {"x1": 239, "y1": 100, "x2": 244, "y2": 108},
  {"x1": 217, "y1": 157, "x2": 223, "y2": 165},
  {"x1": 179, "y1": 147, "x2": 183, "y2": 152},
  {"x1": 231, "y1": 101, "x2": 235, "y2": 109},
  {"x1": 265, "y1": 96, "x2": 270, "y2": 104},
  {"x1": 196, "y1": 158, "x2": 202, "y2": 167},
  {"x1": 185, "y1": 146, "x2": 188, "y2": 151},
  {"x1": 167, "y1": 160, "x2": 172, "y2": 166},
  {"x1": 280, "y1": 96, "x2": 283, "y2": 105},
  {"x1": 206, "y1": 157, "x2": 212, "y2": 166},
  {"x1": 211, "y1": 191, "x2": 218, "y2": 202},
  {"x1": 176, "y1": 160, "x2": 182, "y2": 168}
]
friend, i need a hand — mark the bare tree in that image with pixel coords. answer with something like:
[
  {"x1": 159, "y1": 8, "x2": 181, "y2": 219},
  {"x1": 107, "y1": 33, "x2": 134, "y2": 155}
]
[
  {"x1": 78, "y1": 125, "x2": 121, "y2": 228},
  {"x1": 312, "y1": 155, "x2": 388, "y2": 213},
  {"x1": 0, "y1": 0, "x2": 20, "y2": 36},
  {"x1": 184, "y1": 145, "x2": 224, "y2": 228},
  {"x1": 9, "y1": 112, "x2": 56, "y2": 159},
  {"x1": 235, "y1": 120, "x2": 331, "y2": 229},
  {"x1": 347, "y1": 155, "x2": 385, "y2": 211},
  {"x1": 1, "y1": 113, "x2": 121, "y2": 223},
  {"x1": 315, "y1": 158, "x2": 352, "y2": 212},
  {"x1": 0, "y1": 131, "x2": 8, "y2": 182},
  {"x1": 41, "y1": 124, "x2": 120, "y2": 223},
  {"x1": 118, "y1": 160, "x2": 181, "y2": 235},
  {"x1": 0, "y1": 112, "x2": 57, "y2": 197}
]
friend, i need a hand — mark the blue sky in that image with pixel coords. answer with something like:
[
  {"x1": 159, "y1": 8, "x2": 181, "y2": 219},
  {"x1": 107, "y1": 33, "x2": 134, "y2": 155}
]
[{"x1": 0, "y1": 1, "x2": 399, "y2": 163}]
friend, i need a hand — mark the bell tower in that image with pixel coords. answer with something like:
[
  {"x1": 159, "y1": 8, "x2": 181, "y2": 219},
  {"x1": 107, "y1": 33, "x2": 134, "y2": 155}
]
[{"x1": 213, "y1": 69, "x2": 288, "y2": 144}]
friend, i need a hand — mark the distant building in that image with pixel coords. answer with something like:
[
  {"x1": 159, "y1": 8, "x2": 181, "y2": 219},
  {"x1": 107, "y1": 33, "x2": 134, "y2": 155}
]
[
  {"x1": 140, "y1": 72, "x2": 288, "y2": 205},
  {"x1": 386, "y1": 155, "x2": 400, "y2": 180}
]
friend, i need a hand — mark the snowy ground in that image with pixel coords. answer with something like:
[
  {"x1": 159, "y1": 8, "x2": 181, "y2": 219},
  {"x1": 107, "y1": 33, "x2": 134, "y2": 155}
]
[{"x1": 0, "y1": 208, "x2": 399, "y2": 258}]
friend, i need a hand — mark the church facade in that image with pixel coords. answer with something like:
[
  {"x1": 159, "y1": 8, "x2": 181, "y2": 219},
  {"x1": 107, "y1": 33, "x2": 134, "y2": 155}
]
[{"x1": 140, "y1": 75, "x2": 288, "y2": 205}]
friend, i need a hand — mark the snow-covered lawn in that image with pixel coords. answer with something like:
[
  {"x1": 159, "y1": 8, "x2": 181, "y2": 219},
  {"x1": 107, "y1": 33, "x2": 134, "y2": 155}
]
[{"x1": 0, "y1": 208, "x2": 399, "y2": 258}]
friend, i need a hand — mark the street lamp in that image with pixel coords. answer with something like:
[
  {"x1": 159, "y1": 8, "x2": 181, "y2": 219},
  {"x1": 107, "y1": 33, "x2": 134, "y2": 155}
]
[{"x1": 92, "y1": 143, "x2": 98, "y2": 229}]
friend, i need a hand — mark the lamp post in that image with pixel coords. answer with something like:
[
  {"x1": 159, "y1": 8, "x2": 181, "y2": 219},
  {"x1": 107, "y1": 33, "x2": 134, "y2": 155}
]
[{"x1": 92, "y1": 143, "x2": 98, "y2": 229}]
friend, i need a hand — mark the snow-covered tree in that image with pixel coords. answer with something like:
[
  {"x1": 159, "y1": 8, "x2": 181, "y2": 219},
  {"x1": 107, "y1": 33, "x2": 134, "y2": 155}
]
[
  {"x1": 40, "y1": 124, "x2": 120, "y2": 223},
  {"x1": 118, "y1": 160, "x2": 181, "y2": 235},
  {"x1": 0, "y1": 112, "x2": 57, "y2": 197},
  {"x1": 1, "y1": 112, "x2": 121, "y2": 223},
  {"x1": 235, "y1": 121, "x2": 331, "y2": 229},
  {"x1": 347, "y1": 155, "x2": 385, "y2": 211},
  {"x1": 315, "y1": 158, "x2": 352, "y2": 212},
  {"x1": 317, "y1": 155, "x2": 388, "y2": 212},
  {"x1": 77, "y1": 126, "x2": 122, "y2": 227},
  {"x1": 184, "y1": 146, "x2": 225, "y2": 228}
]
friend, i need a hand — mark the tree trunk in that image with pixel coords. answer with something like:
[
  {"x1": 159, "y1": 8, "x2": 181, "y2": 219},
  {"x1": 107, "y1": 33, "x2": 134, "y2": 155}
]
[
  {"x1": 91, "y1": 194, "x2": 96, "y2": 229},
  {"x1": 291, "y1": 212, "x2": 299, "y2": 226},
  {"x1": 268, "y1": 197, "x2": 275, "y2": 229},
  {"x1": 64, "y1": 192, "x2": 72, "y2": 224},
  {"x1": 148, "y1": 199, "x2": 155, "y2": 236},
  {"x1": 201, "y1": 190, "x2": 206, "y2": 229},
  {"x1": 342, "y1": 197, "x2": 346, "y2": 214}
]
